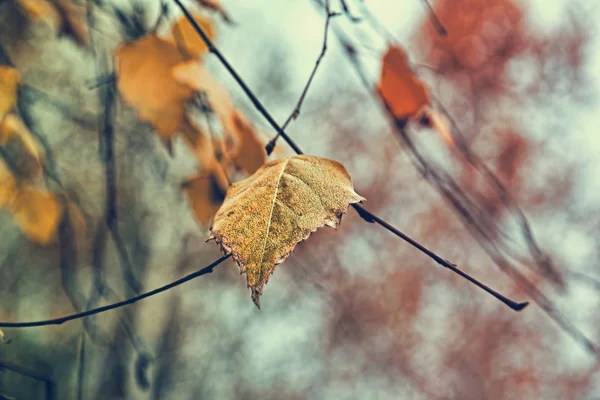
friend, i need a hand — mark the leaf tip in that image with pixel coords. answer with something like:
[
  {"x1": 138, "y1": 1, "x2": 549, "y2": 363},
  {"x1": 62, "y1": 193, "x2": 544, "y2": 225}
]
[{"x1": 251, "y1": 287, "x2": 261, "y2": 309}]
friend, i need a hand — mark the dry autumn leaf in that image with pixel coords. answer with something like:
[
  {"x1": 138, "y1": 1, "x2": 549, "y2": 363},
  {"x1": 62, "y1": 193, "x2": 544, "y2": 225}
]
[
  {"x1": 168, "y1": 13, "x2": 215, "y2": 59},
  {"x1": 115, "y1": 35, "x2": 194, "y2": 147},
  {"x1": 0, "y1": 115, "x2": 61, "y2": 244},
  {"x1": 379, "y1": 46, "x2": 430, "y2": 120},
  {"x1": 173, "y1": 62, "x2": 266, "y2": 174},
  {"x1": 183, "y1": 166, "x2": 229, "y2": 226},
  {"x1": 0, "y1": 66, "x2": 20, "y2": 118},
  {"x1": 0, "y1": 159, "x2": 16, "y2": 207},
  {"x1": 11, "y1": 185, "x2": 62, "y2": 244},
  {"x1": 0, "y1": 113, "x2": 44, "y2": 180},
  {"x1": 227, "y1": 111, "x2": 266, "y2": 175},
  {"x1": 209, "y1": 155, "x2": 364, "y2": 307},
  {"x1": 0, "y1": 158, "x2": 62, "y2": 245}
]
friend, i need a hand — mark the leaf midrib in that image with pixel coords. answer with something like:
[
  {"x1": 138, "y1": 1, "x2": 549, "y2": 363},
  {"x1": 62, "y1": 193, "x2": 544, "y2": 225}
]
[{"x1": 256, "y1": 158, "x2": 290, "y2": 278}]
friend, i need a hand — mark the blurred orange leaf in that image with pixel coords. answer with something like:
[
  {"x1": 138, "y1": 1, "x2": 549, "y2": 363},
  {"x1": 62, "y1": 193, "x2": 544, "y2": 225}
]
[
  {"x1": 0, "y1": 66, "x2": 20, "y2": 118},
  {"x1": 172, "y1": 62, "x2": 266, "y2": 174},
  {"x1": 210, "y1": 155, "x2": 364, "y2": 307},
  {"x1": 0, "y1": 159, "x2": 61, "y2": 245},
  {"x1": 115, "y1": 35, "x2": 194, "y2": 147},
  {"x1": 227, "y1": 111, "x2": 266, "y2": 175},
  {"x1": 11, "y1": 185, "x2": 62, "y2": 245},
  {"x1": 0, "y1": 113, "x2": 44, "y2": 180},
  {"x1": 378, "y1": 46, "x2": 430, "y2": 120},
  {"x1": 168, "y1": 13, "x2": 215, "y2": 59},
  {"x1": 0, "y1": 160, "x2": 17, "y2": 207},
  {"x1": 183, "y1": 166, "x2": 229, "y2": 226}
]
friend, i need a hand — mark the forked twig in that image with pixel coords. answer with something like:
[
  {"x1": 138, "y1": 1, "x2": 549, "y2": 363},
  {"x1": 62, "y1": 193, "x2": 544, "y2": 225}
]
[{"x1": 266, "y1": 0, "x2": 339, "y2": 155}]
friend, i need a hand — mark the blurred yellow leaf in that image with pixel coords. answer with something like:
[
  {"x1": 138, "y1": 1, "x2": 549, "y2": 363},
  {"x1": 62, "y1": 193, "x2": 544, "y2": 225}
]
[
  {"x1": 1, "y1": 124, "x2": 60, "y2": 244},
  {"x1": 210, "y1": 155, "x2": 364, "y2": 307},
  {"x1": 0, "y1": 113, "x2": 43, "y2": 180},
  {"x1": 0, "y1": 159, "x2": 17, "y2": 207},
  {"x1": 10, "y1": 186, "x2": 62, "y2": 245},
  {"x1": 227, "y1": 111, "x2": 266, "y2": 175},
  {"x1": 172, "y1": 63, "x2": 266, "y2": 174},
  {"x1": 0, "y1": 66, "x2": 20, "y2": 118},
  {"x1": 168, "y1": 13, "x2": 215, "y2": 59},
  {"x1": 378, "y1": 46, "x2": 430, "y2": 120},
  {"x1": 115, "y1": 35, "x2": 194, "y2": 147},
  {"x1": 183, "y1": 165, "x2": 229, "y2": 226}
]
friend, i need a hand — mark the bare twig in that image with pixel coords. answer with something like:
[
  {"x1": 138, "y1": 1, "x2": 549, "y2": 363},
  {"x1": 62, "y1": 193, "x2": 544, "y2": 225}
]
[
  {"x1": 352, "y1": 204, "x2": 527, "y2": 311},
  {"x1": 171, "y1": 0, "x2": 527, "y2": 312},
  {"x1": 0, "y1": 255, "x2": 231, "y2": 328},
  {"x1": 173, "y1": 0, "x2": 304, "y2": 155},
  {"x1": 266, "y1": 0, "x2": 339, "y2": 155}
]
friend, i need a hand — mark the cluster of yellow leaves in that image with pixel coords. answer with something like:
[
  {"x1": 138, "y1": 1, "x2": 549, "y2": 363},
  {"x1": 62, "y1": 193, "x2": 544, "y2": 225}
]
[
  {"x1": 378, "y1": 46, "x2": 430, "y2": 120},
  {"x1": 210, "y1": 155, "x2": 364, "y2": 307},
  {"x1": 0, "y1": 67, "x2": 62, "y2": 244},
  {"x1": 15, "y1": 0, "x2": 88, "y2": 46},
  {"x1": 114, "y1": 13, "x2": 267, "y2": 226}
]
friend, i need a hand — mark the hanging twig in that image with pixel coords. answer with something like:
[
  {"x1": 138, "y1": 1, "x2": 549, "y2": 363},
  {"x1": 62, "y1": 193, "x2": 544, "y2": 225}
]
[{"x1": 266, "y1": 0, "x2": 340, "y2": 155}]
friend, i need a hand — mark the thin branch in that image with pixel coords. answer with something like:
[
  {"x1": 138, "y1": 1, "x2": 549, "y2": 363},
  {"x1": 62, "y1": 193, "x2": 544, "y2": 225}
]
[
  {"x1": 0, "y1": 255, "x2": 231, "y2": 328},
  {"x1": 172, "y1": 0, "x2": 304, "y2": 155},
  {"x1": 266, "y1": 0, "x2": 339, "y2": 155},
  {"x1": 352, "y1": 204, "x2": 527, "y2": 311},
  {"x1": 87, "y1": 0, "x2": 142, "y2": 295},
  {"x1": 171, "y1": 0, "x2": 527, "y2": 312}
]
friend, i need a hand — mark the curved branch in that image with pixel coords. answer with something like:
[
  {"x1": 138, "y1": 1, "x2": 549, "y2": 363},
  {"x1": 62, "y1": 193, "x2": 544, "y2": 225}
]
[{"x1": 0, "y1": 255, "x2": 231, "y2": 328}]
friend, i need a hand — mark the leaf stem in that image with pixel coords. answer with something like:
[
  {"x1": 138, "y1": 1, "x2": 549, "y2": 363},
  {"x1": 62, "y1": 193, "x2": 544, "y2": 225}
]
[{"x1": 266, "y1": 0, "x2": 339, "y2": 155}]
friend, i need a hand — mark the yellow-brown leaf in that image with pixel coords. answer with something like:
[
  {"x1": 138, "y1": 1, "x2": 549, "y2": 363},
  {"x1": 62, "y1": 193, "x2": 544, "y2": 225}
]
[
  {"x1": 378, "y1": 46, "x2": 430, "y2": 120},
  {"x1": 210, "y1": 155, "x2": 364, "y2": 307},
  {"x1": 183, "y1": 167, "x2": 228, "y2": 226},
  {"x1": 115, "y1": 35, "x2": 194, "y2": 146},
  {"x1": 168, "y1": 13, "x2": 215, "y2": 59},
  {"x1": 0, "y1": 66, "x2": 20, "y2": 118},
  {"x1": 227, "y1": 111, "x2": 266, "y2": 175},
  {"x1": 10, "y1": 186, "x2": 62, "y2": 245},
  {"x1": 0, "y1": 113, "x2": 43, "y2": 180},
  {"x1": 0, "y1": 159, "x2": 17, "y2": 207}
]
